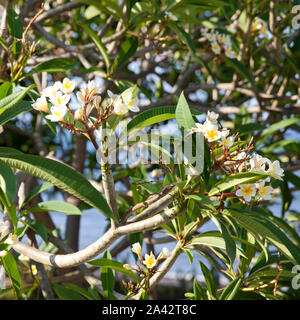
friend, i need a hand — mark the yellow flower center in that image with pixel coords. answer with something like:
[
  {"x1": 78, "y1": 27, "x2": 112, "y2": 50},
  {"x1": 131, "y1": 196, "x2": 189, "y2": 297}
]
[
  {"x1": 241, "y1": 185, "x2": 254, "y2": 196},
  {"x1": 259, "y1": 185, "x2": 268, "y2": 196},
  {"x1": 128, "y1": 100, "x2": 133, "y2": 107},
  {"x1": 206, "y1": 129, "x2": 219, "y2": 140},
  {"x1": 144, "y1": 256, "x2": 156, "y2": 268}
]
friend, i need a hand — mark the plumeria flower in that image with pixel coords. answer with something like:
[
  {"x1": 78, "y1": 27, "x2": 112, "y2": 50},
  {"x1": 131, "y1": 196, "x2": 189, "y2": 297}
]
[
  {"x1": 222, "y1": 35, "x2": 232, "y2": 46},
  {"x1": 59, "y1": 77, "x2": 75, "y2": 94},
  {"x1": 49, "y1": 91, "x2": 70, "y2": 107},
  {"x1": 207, "y1": 31, "x2": 217, "y2": 42},
  {"x1": 201, "y1": 27, "x2": 209, "y2": 36},
  {"x1": 266, "y1": 160, "x2": 284, "y2": 181},
  {"x1": 220, "y1": 128, "x2": 230, "y2": 138},
  {"x1": 257, "y1": 181, "x2": 273, "y2": 200},
  {"x1": 32, "y1": 95, "x2": 49, "y2": 112},
  {"x1": 107, "y1": 90, "x2": 119, "y2": 104},
  {"x1": 131, "y1": 242, "x2": 142, "y2": 256},
  {"x1": 143, "y1": 252, "x2": 157, "y2": 269},
  {"x1": 203, "y1": 124, "x2": 221, "y2": 142},
  {"x1": 221, "y1": 136, "x2": 234, "y2": 148},
  {"x1": 0, "y1": 250, "x2": 7, "y2": 258},
  {"x1": 31, "y1": 265, "x2": 38, "y2": 276},
  {"x1": 74, "y1": 108, "x2": 84, "y2": 121},
  {"x1": 236, "y1": 184, "x2": 256, "y2": 202},
  {"x1": 45, "y1": 105, "x2": 67, "y2": 122},
  {"x1": 157, "y1": 247, "x2": 170, "y2": 260},
  {"x1": 193, "y1": 122, "x2": 206, "y2": 133},
  {"x1": 77, "y1": 80, "x2": 99, "y2": 104},
  {"x1": 211, "y1": 41, "x2": 221, "y2": 54},
  {"x1": 250, "y1": 153, "x2": 267, "y2": 173},
  {"x1": 124, "y1": 92, "x2": 140, "y2": 112},
  {"x1": 206, "y1": 111, "x2": 219, "y2": 124},
  {"x1": 114, "y1": 97, "x2": 128, "y2": 115},
  {"x1": 4, "y1": 233, "x2": 18, "y2": 245},
  {"x1": 42, "y1": 82, "x2": 61, "y2": 99},
  {"x1": 18, "y1": 254, "x2": 30, "y2": 262},
  {"x1": 224, "y1": 45, "x2": 236, "y2": 59}
]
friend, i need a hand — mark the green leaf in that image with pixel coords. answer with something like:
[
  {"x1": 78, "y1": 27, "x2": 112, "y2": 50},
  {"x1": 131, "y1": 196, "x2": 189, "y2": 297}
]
[
  {"x1": 27, "y1": 200, "x2": 82, "y2": 216},
  {"x1": 256, "y1": 118, "x2": 300, "y2": 146},
  {"x1": 224, "y1": 208, "x2": 300, "y2": 264},
  {"x1": 0, "y1": 159, "x2": 16, "y2": 204},
  {"x1": 1, "y1": 251, "x2": 21, "y2": 298},
  {"x1": 0, "y1": 82, "x2": 12, "y2": 99},
  {"x1": 0, "y1": 100, "x2": 32, "y2": 125},
  {"x1": 21, "y1": 181, "x2": 53, "y2": 209},
  {"x1": 0, "y1": 153, "x2": 114, "y2": 220},
  {"x1": 7, "y1": 9, "x2": 23, "y2": 39},
  {"x1": 208, "y1": 172, "x2": 271, "y2": 197},
  {"x1": 0, "y1": 85, "x2": 35, "y2": 115},
  {"x1": 219, "y1": 276, "x2": 243, "y2": 300},
  {"x1": 199, "y1": 261, "x2": 218, "y2": 300},
  {"x1": 100, "y1": 251, "x2": 116, "y2": 300},
  {"x1": 26, "y1": 58, "x2": 78, "y2": 76},
  {"x1": 224, "y1": 57, "x2": 255, "y2": 87},
  {"x1": 175, "y1": 92, "x2": 195, "y2": 130},
  {"x1": 53, "y1": 283, "x2": 86, "y2": 300},
  {"x1": 79, "y1": 23, "x2": 110, "y2": 73},
  {"x1": 25, "y1": 219, "x2": 48, "y2": 243},
  {"x1": 41, "y1": 110, "x2": 57, "y2": 135},
  {"x1": 187, "y1": 194, "x2": 216, "y2": 211},
  {"x1": 112, "y1": 37, "x2": 139, "y2": 73},
  {"x1": 193, "y1": 278, "x2": 207, "y2": 300},
  {"x1": 88, "y1": 258, "x2": 139, "y2": 282},
  {"x1": 63, "y1": 283, "x2": 95, "y2": 300},
  {"x1": 170, "y1": 23, "x2": 196, "y2": 55}
]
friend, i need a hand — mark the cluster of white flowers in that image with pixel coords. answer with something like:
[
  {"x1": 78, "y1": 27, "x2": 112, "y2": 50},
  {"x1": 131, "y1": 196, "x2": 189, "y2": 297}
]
[
  {"x1": 32, "y1": 78, "x2": 140, "y2": 124},
  {"x1": 193, "y1": 111, "x2": 284, "y2": 203},
  {"x1": 201, "y1": 28, "x2": 236, "y2": 59},
  {"x1": 251, "y1": 17, "x2": 268, "y2": 37},
  {"x1": 124, "y1": 242, "x2": 170, "y2": 271}
]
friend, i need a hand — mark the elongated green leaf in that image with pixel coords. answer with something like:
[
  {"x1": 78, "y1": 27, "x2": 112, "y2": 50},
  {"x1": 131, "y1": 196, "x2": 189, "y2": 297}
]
[
  {"x1": 0, "y1": 153, "x2": 114, "y2": 220},
  {"x1": 224, "y1": 57, "x2": 255, "y2": 87},
  {"x1": 63, "y1": 283, "x2": 94, "y2": 300},
  {"x1": 187, "y1": 194, "x2": 216, "y2": 211},
  {"x1": 88, "y1": 258, "x2": 139, "y2": 282},
  {"x1": 25, "y1": 219, "x2": 48, "y2": 242},
  {"x1": 256, "y1": 118, "x2": 300, "y2": 146},
  {"x1": 21, "y1": 182, "x2": 53, "y2": 208},
  {"x1": 208, "y1": 172, "x2": 271, "y2": 197},
  {"x1": 224, "y1": 208, "x2": 300, "y2": 264},
  {"x1": 219, "y1": 276, "x2": 243, "y2": 300},
  {"x1": 80, "y1": 23, "x2": 110, "y2": 73},
  {"x1": 101, "y1": 251, "x2": 116, "y2": 300},
  {"x1": 7, "y1": 9, "x2": 23, "y2": 39},
  {"x1": 199, "y1": 261, "x2": 217, "y2": 300},
  {"x1": 0, "y1": 159, "x2": 16, "y2": 204},
  {"x1": 176, "y1": 92, "x2": 195, "y2": 130},
  {"x1": 260, "y1": 139, "x2": 299, "y2": 154},
  {"x1": 53, "y1": 283, "x2": 86, "y2": 300},
  {"x1": 193, "y1": 278, "x2": 207, "y2": 300},
  {"x1": 26, "y1": 58, "x2": 77, "y2": 76},
  {"x1": 0, "y1": 82, "x2": 12, "y2": 99},
  {"x1": 28, "y1": 200, "x2": 82, "y2": 216},
  {"x1": 1, "y1": 251, "x2": 21, "y2": 298},
  {"x1": 0, "y1": 85, "x2": 35, "y2": 115},
  {"x1": 0, "y1": 100, "x2": 32, "y2": 125},
  {"x1": 112, "y1": 37, "x2": 138, "y2": 73},
  {"x1": 170, "y1": 23, "x2": 196, "y2": 55}
]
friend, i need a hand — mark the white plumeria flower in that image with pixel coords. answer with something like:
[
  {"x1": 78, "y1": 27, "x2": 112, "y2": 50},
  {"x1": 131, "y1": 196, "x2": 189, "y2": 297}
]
[
  {"x1": 236, "y1": 184, "x2": 256, "y2": 202},
  {"x1": 193, "y1": 122, "x2": 206, "y2": 133},
  {"x1": 49, "y1": 91, "x2": 70, "y2": 107},
  {"x1": 257, "y1": 181, "x2": 273, "y2": 200},
  {"x1": 107, "y1": 90, "x2": 119, "y2": 104},
  {"x1": 31, "y1": 265, "x2": 38, "y2": 276},
  {"x1": 236, "y1": 151, "x2": 247, "y2": 161},
  {"x1": 201, "y1": 27, "x2": 209, "y2": 36},
  {"x1": 60, "y1": 77, "x2": 75, "y2": 94},
  {"x1": 114, "y1": 97, "x2": 128, "y2": 115},
  {"x1": 124, "y1": 92, "x2": 140, "y2": 112},
  {"x1": 42, "y1": 82, "x2": 60, "y2": 99},
  {"x1": 222, "y1": 35, "x2": 232, "y2": 46},
  {"x1": 18, "y1": 254, "x2": 30, "y2": 262},
  {"x1": 74, "y1": 108, "x2": 84, "y2": 121},
  {"x1": 220, "y1": 128, "x2": 230, "y2": 138},
  {"x1": 221, "y1": 136, "x2": 234, "y2": 148},
  {"x1": 250, "y1": 153, "x2": 267, "y2": 173},
  {"x1": 211, "y1": 41, "x2": 221, "y2": 54},
  {"x1": 224, "y1": 45, "x2": 236, "y2": 59},
  {"x1": 0, "y1": 250, "x2": 7, "y2": 258},
  {"x1": 206, "y1": 111, "x2": 219, "y2": 123},
  {"x1": 143, "y1": 252, "x2": 157, "y2": 269},
  {"x1": 45, "y1": 105, "x2": 67, "y2": 122},
  {"x1": 207, "y1": 31, "x2": 217, "y2": 42},
  {"x1": 32, "y1": 95, "x2": 49, "y2": 112},
  {"x1": 150, "y1": 169, "x2": 164, "y2": 178},
  {"x1": 266, "y1": 159, "x2": 284, "y2": 181},
  {"x1": 4, "y1": 233, "x2": 18, "y2": 245},
  {"x1": 203, "y1": 124, "x2": 221, "y2": 142},
  {"x1": 86, "y1": 80, "x2": 98, "y2": 96},
  {"x1": 227, "y1": 20, "x2": 238, "y2": 34},
  {"x1": 157, "y1": 247, "x2": 171, "y2": 260},
  {"x1": 131, "y1": 242, "x2": 142, "y2": 256}
]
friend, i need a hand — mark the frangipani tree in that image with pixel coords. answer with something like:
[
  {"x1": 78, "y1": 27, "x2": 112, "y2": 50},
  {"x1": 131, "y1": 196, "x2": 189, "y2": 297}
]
[{"x1": 0, "y1": 0, "x2": 299, "y2": 300}]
